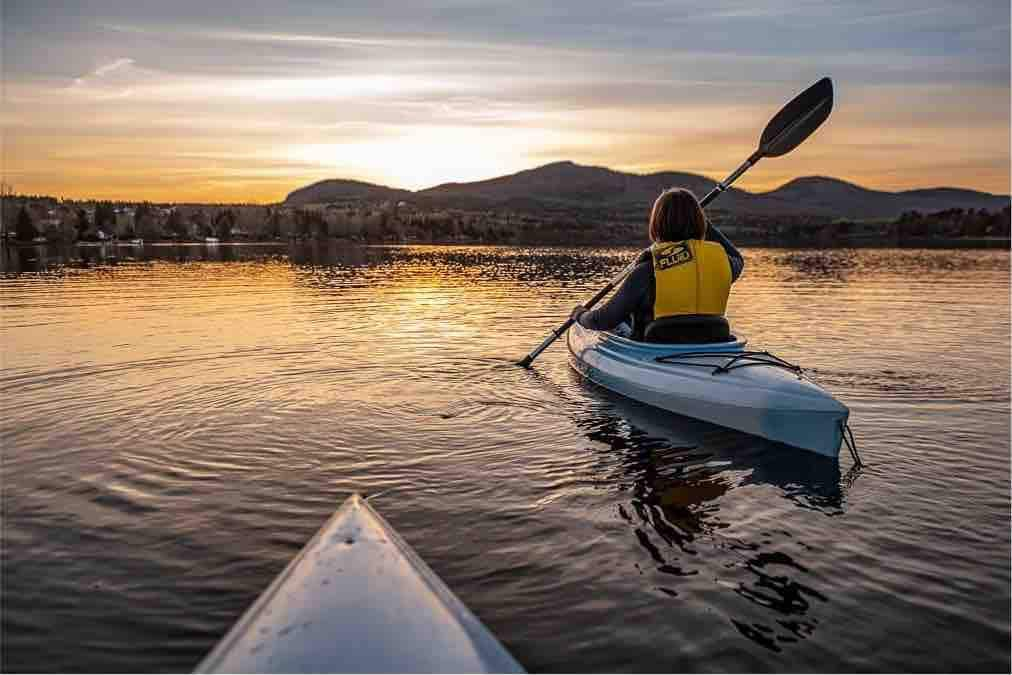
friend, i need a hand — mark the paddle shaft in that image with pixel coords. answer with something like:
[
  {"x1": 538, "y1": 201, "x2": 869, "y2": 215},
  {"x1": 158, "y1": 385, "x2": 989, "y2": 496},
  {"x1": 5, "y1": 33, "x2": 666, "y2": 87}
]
[
  {"x1": 519, "y1": 261, "x2": 636, "y2": 368},
  {"x1": 698, "y1": 151, "x2": 761, "y2": 208},
  {"x1": 518, "y1": 152, "x2": 762, "y2": 368}
]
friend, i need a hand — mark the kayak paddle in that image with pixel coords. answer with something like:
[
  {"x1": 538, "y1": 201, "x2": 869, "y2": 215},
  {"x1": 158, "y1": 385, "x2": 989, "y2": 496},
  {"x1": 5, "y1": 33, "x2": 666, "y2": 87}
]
[{"x1": 519, "y1": 76, "x2": 834, "y2": 368}]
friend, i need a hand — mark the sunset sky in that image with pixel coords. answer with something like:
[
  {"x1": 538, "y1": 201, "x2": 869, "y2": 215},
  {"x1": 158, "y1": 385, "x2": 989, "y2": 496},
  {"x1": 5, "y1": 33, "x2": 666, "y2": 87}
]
[{"x1": 4, "y1": 1, "x2": 1010, "y2": 202}]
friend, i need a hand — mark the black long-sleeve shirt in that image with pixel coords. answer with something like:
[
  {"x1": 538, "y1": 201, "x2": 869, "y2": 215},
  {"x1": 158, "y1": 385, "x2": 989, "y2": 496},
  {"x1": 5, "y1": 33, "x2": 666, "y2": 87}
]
[{"x1": 577, "y1": 226, "x2": 744, "y2": 338}]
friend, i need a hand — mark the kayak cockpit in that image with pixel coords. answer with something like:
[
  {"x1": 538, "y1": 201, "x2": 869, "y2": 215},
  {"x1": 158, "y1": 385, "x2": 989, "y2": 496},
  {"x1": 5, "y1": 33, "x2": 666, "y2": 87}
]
[
  {"x1": 598, "y1": 330, "x2": 748, "y2": 355},
  {"x1": 643, "y1": 314, "x2": 736, "y2": 344}
]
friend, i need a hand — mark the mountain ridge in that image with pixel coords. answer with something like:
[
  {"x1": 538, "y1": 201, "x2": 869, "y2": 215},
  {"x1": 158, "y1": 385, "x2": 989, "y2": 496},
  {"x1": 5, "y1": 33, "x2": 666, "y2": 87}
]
[{"x1": 285, "y1": 162, "x2": 1010, "y2": 220}]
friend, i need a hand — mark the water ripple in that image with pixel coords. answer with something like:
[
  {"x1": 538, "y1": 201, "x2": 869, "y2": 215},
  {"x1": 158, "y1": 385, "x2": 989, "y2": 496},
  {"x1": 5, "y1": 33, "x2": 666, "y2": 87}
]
[{"x1": 2, "y1": 244, "x2": 1008, "y2": 673}]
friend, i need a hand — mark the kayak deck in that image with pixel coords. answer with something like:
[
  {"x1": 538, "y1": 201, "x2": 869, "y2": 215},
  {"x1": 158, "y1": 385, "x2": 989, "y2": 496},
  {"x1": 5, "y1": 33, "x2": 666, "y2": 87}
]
[
  {"x1": 196, "y1": 494, "x2": 524, "y2": 673},
  {"x1": 567, "y1": 324, "x2": 848, "y2": 458}
]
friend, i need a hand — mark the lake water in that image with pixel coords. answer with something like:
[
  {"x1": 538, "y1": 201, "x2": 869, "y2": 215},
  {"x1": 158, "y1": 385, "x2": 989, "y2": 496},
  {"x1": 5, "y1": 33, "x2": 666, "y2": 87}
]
[{"x1": 2, "y1": 242, "x2": 1009, "y2": 673}]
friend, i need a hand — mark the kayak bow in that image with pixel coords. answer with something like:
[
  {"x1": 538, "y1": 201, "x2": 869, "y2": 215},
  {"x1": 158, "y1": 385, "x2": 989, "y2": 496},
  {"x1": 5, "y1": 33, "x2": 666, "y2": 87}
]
[{"x1": 196, "y1": 494, "x2": 524, "y2": 673}]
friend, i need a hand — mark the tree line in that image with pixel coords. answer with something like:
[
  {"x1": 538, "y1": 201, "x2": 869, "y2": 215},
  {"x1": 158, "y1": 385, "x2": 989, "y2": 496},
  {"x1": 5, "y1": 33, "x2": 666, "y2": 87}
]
[{"x1": 6, "y1": 197, "x2": 1011, "y2": 245}]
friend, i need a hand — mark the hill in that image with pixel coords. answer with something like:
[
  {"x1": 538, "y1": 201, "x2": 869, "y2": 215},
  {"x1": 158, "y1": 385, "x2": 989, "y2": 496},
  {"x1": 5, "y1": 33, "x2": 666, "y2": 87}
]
[
  {"x1": 757, "y1": 176, "x2": 1010, "y2": 219},
  {"x1": 285, "y1": 162, "x2": 1010, "y2": 220},
  {"x1": 285, "y1": 179, "x2": 412, "y2": 207}
]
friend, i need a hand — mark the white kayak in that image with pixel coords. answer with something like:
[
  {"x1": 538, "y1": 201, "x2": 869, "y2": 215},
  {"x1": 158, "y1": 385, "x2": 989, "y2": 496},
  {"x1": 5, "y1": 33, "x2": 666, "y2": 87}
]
[
  {"x1": 567, "y1": 323, "x2": 850, "y2": 459},
  {"x1": 196, "y1": 494, "x2": 524, "y2": 673}
]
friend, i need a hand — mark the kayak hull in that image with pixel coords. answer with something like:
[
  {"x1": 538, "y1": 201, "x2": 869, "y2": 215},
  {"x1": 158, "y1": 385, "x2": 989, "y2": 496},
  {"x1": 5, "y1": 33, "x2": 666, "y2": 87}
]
[
  {"x1": 196, "y1": 494, "x2": 523, "y2": 673},
  {"x1": 567, "y1": 324, "x2": 848, "y2": 458}
]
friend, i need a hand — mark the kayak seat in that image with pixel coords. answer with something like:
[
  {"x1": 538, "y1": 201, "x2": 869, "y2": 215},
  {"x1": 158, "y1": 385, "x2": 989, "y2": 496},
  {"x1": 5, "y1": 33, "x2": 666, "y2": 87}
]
[{"x1": 643, "y1": 314, "x2": 735, "y2": 344}]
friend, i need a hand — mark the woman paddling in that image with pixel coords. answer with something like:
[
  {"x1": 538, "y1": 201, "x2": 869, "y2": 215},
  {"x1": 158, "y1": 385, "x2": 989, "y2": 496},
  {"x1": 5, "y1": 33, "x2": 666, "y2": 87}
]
[{"x1": 570, "y1": 187, "x2": 744, "y2": 342}]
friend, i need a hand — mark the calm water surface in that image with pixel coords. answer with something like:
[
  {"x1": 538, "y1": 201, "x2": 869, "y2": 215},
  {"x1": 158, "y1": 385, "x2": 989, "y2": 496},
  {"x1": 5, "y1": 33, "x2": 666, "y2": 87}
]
[{"x1": 2, "y1": 242, "x2": 1009, "y2": 672}]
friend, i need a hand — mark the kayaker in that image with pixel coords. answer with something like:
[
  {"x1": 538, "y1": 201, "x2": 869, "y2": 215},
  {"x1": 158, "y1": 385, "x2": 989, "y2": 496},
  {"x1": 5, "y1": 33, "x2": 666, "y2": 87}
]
[{"x1": 570, "y1": 188, "x2": 744, "y2": 342}]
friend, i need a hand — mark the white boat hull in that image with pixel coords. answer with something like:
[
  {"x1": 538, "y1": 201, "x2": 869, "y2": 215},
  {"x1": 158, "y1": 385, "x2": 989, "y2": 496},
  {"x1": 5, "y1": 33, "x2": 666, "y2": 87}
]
[
  {"x1": 567, "y1": 324, "x2": 848, "y2": 458},
  {"x1": 196, "y1": 495, "x2": 523, "y2": 673}
]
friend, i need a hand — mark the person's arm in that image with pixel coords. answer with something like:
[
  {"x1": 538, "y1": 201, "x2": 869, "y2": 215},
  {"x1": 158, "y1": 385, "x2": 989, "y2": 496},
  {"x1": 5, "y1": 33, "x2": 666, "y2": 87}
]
[
  {"x1": 707, "y1": 224, "x2": 745, "y2": 282},
  {"x1": 573, "y1": 260, "x2": 652, "y2": 332}
]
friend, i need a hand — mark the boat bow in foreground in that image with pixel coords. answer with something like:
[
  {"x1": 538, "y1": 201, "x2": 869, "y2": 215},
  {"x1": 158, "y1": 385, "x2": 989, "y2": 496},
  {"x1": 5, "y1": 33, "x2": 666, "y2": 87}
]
[{"x1": 196, "y1": 494, "x2": 524, "y2": 673}]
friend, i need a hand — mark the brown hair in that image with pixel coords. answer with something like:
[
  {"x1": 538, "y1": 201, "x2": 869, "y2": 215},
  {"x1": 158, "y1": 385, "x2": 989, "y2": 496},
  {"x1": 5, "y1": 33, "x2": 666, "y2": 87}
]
[{"x1": 648, "y1": 188, "x2": 707, "y2": 243}]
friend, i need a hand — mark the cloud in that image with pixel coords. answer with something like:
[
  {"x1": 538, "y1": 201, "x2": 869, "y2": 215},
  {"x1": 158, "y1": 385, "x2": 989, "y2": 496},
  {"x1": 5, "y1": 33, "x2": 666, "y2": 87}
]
[
  {"x1": 92, "y1": 57, "x2": 135, "y2": 77},
  {"x1": 71, "y1": 57, "x2": 142, "y2": 96},
  {"x1": 2, "y1": 0, "x2": 1009, "y2": 199}
]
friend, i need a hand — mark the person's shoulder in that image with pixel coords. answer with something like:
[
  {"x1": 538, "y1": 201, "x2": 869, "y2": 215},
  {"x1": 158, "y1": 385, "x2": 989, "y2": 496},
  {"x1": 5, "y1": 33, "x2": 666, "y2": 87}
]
[{"x1": 628, "y1": 253, "x2": 654, "y2": 282}]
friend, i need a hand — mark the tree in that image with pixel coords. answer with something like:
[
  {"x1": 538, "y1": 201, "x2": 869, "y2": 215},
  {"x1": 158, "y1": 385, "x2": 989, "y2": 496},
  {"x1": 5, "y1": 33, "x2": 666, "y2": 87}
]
[
  {"x1": 94, "y1": 202, "x2": 116, "y2": 235},
  {"x1": 294, "y1": 209, "x2": 313, "y2": 238},
  {"x1": 60, "y1": 210, "x2": 79, "y2": 242},
  {"x1": 165, "y1": 209, "x2": 186, "y2": 239},
  {"x1": 75, "y1": 208, "x2": 90, "y2": 238},
  {"x1": 189, "y1": 210, "x2": 210, "y2": 238},
  {"x1": 962, "y1": 209, "x2": 987, "y2": 237},
  {"x1": 134, "y1": 202, "x2": 150, "y2": 226},
  {"x1": 462, "y1": 222, "x2": 480, "y2": 240},
  {"x1": 214, "y1": 210, "x2": 235, "y2": 239},
  {"x1": 129, "y1": 203, "x2": 151, "y2": 239},
  {"x1": 263, "y1": 208, "x2": 281, "y2": 239},
  {"x1": 15, "y1": 206, "x2": 37, "y2": 241},
  {"x1": 136, "y1": 203, "x2": 162, "y2": 240}
]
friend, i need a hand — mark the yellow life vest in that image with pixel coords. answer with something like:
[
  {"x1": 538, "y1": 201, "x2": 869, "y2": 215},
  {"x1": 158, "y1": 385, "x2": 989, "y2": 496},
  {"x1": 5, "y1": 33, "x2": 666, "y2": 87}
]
[{"x1": 651, "y1": 239, "x2": 732, "y2": 318}]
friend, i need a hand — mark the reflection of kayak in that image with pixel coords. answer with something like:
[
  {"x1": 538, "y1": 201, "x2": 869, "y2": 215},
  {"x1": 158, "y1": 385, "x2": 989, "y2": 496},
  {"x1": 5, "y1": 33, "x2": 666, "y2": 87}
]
[
  {"x1": 659, "y1": 479, "x2": 730, "y2": 508},
  {"x1": 567, "y1": 324, "x2": 849, "y2": 458},
  {"x1": 196, "y1": 494, "x2": 524, "y2": 673}
]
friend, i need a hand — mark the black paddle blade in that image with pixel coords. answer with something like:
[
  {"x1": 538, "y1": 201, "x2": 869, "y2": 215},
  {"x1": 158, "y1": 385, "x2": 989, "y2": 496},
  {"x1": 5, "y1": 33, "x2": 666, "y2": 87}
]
[{"x1": 758, "y1": 77, "x2": 833, "y2": 158}]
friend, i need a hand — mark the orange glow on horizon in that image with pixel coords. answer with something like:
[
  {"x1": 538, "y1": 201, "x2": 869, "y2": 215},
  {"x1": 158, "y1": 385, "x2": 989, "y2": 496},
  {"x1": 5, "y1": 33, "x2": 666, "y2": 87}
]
[{"x1": 4, "y1": 39, "x2": 1009, "y2": 202}]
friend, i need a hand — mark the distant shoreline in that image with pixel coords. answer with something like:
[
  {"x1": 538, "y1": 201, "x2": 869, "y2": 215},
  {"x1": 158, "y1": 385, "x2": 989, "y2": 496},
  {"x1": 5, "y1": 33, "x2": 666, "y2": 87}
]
[{"x1": 4, "y1": 236, "x2": 1009, "y2": 250}]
